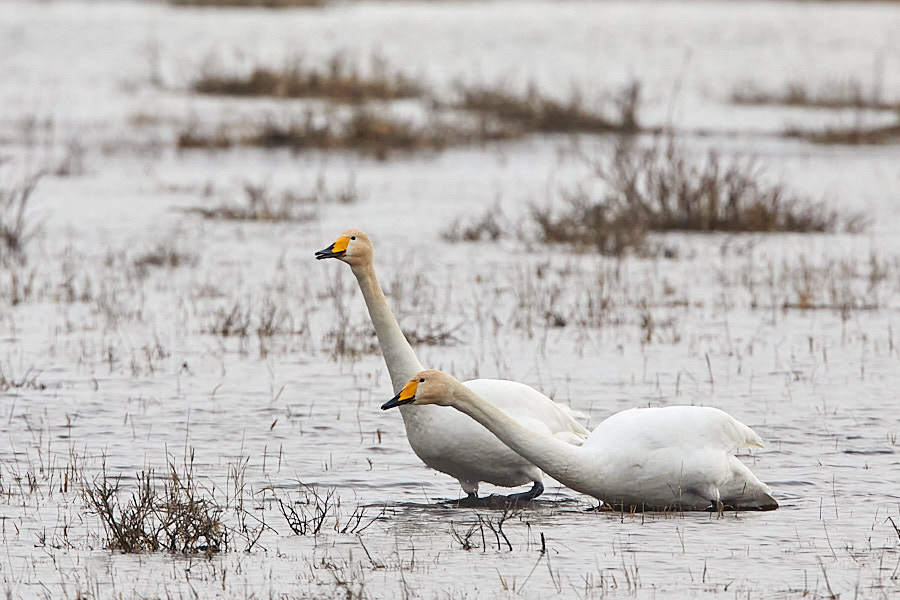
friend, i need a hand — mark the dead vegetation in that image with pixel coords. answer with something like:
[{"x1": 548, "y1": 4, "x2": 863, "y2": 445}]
[
  {"x1": 732, "y1": 79, "x2": 898, "y2": 111},
  {"x1": 730, "y1": 78, "x2": 900, "y2": 146},
  {"x1": 83, "y1": 459, "x2": 225, "y2": 553},
  {"x1": 277, "y1": 484, "x2": 383, "y2": 536},
  {"x1": 193, "y1": 55, "x2": 423, "y2": 103},
  {"x1": 444, "y1": 139, "x2": 859, "y2": 255},
  {"x1": 786, "y1": 120, "x2": 900, "y2": 145},
  {"x1": 205, "y1": 296, "x2": 301, "y2": 339},
  {"x1": 177, "y1": 109, "x2": 518, "y2": 159},
  {"x1": 185, "y1": 179, "x2": 355, "y2": 222},
  {"x1": 530, "y1": 140, "x2": 858, "y2": 255},
  {"x1": 0, "y1": 172, "x2": 42, "y2": 262},
  {"x1": 82, "y1": 453, "x2": 273, "y2": 554},
  {"x1": 132, "y1": 243, "x2": 197, "y2": 275},
  {"x1": 454, "y1": 80, "x2": 642, "y2": 135},
  {"x1": 182, "y1": 56, "x2": 645, "y2": 158}
]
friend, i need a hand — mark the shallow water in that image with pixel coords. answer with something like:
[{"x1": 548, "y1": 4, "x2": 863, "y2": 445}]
[{"x1": 3, "y1": 0, "x2": 900, "y2": 598}]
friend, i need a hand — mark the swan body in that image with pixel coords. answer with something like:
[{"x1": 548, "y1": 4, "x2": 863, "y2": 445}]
[
  {"x1": 316, "y1": 229, "x2": 590, "y2": 500},
  {"x1": 384, "y1": 370, "x2": 778, "y2": 512}
]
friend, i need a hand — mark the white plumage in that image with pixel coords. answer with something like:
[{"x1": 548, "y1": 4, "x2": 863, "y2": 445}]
[
  {"x1": 384, "y1": 370, "x2": 778, "y2": 511},
  {"x1": 316, "y1": 229, "x2": 589, "y2": 501}
]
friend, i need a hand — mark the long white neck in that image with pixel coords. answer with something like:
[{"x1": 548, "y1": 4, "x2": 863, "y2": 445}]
[
  {"x1": 351, "y1": 263, "x2": 425, "y2": 394},
  {"x1": 447, "y1": 384, "x2": 588, "y2": 493}
]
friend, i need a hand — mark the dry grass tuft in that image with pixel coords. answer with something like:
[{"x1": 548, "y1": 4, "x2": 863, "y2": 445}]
[
  {"x1": 277, "y1": 484, "x2": 382, "y2": 536},
  {"x1": 133, "y1": 244, "x2": 197, "y2": 275},
  {"x1": 178, "y1": 110, "x2": 518, "y2": 159},
  {"x1": 455, "y1": 81, "x2": 641, "y2": 134},
  {"x1": 194, "y1": 55, "x2": 423, "y2": 103},
  {"x1": 732, "y1": 79, "x2": 898, "y2": 111},
  {"x1": 185, "y1": 179, "x2": 355, "y2": 222},
  {"x1": 530, "y1": 141, "x2": 856, "y2": 255},
  {"x1": 441, "y1": 205, "x2": 506, "y2": 242},
  {"x1": 0, "y1": 365, "x2": 46, "y2": 392},
  {"x1": 83, "y1": 459, "x2": 224, "y2": 553},
  {"x1": 786, "y1": 120, "x2": 900, "y2": 145},
  {"x1": 0, "y1": 172, "x2": 42, "y2": 261}
]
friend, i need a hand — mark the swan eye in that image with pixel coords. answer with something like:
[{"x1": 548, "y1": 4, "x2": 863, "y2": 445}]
[
  {"x1": 351, "y1": 236, "x2": 357, "y2": 240},
  {"x1": 419, "y1": 378, "x2": 425, "y2": 382}
]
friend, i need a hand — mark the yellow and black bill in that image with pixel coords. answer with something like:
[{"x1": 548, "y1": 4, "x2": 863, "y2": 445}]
[
  {"x1": 381, "y1": 379, "x2": 418, "y2": 410},
  {"x1": 314, "y1": 236, "x2": 350, "y2": 260}
]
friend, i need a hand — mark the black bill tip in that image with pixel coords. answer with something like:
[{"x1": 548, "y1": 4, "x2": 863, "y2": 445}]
[
  {"x1": 315, "y1": 244, "x2": 343, "y2": 260},
  {"x1": 381, "y1": 398, "x2": 403, "y2": 410}
]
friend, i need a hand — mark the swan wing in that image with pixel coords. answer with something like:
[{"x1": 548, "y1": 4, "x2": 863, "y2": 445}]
[
  {"x1": 463, "y1": 379, "x2": 591, "y2": 442},
  {"x1": 588, "y1": 405, "x2": 764, "y2": 452}
]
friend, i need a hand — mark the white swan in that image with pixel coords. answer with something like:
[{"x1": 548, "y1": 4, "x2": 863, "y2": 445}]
[
  {"x1": 382, "y1": 370, "x2": 778, "y2": 512},
  {"x1": 316, "y1": 229, "x2": 590, "y2": 503}
]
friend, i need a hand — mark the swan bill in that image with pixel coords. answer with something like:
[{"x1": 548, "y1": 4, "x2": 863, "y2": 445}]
[
  {"x1": 381, "y1": 379, "x2": 418, "y2": 410},
  {"x1": 314, "y1": 236, "x2": 350, "y2": 260}
]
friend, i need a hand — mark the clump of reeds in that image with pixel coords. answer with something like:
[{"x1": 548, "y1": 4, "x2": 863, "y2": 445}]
[
  {"x1": 193, "y1": 55, "x2": 423, "y2": 103},
  {"x1": 529, "y1": 140, "x2": 858, "y2": 255},
  {"x1": 83, "y1": 459, "x2": 224, "y2": 553},
  {"x1": 455, "y1": 81, "x2": 641, "y2": 134}
]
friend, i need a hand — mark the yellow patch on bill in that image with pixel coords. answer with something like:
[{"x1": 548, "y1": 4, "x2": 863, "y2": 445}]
[
  {"x1": 398, "y1": 379, "x2": 419, "y2": 402},
  {"x1": 332, "y1": 236, "x2": 350, "y2": 253}
]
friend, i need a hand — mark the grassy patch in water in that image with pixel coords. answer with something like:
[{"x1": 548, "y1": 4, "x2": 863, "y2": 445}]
[
  {"x1": 184, "y1": 179, "x2": 355, "y2": 222},
  {"x1": 193, "y1": 55, "x2": 424, "y2": 103},
  {"x1": 531, "y1": 141, "x2": 859, "y2": 255},
  {"x1": 786, "y1": 120, "x2": 900, "y2": 145},
  {"x1": 454, "y1": 80, "x2": 642, "y2": 134},
  {"x1": 446, "y1": 140, "x2": 861, "y2": 256},
  {"x1": 177, "y1": 110, "x2": 519, "y2": 159},
  {"x1": 731, "y1": 79, "x2": 899, "y2": 111}
]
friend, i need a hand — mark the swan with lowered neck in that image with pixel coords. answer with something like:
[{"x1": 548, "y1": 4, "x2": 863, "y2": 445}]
[
  {"x1": 316, "y1": 229, "x2": 590, "y2": 504},
  {"x1": 383, "y1": 370, "x2": 778, "y2": 512}
]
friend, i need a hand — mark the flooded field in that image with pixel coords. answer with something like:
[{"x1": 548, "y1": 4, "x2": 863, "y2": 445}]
[{"x1": 2, "y1": 0, "x2": 900, "y2": 598}]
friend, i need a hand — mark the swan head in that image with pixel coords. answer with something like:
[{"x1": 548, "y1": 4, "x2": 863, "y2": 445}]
[
  {"x1": 314, "y1": 229, "x2": 373, "y2": 267},
  {"x1": 381, "y1": 370, "x2": 455, "y2": 410}
]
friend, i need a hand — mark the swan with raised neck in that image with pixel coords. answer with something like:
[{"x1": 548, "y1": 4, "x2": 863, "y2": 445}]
[{"x1": 316, "y1": 229, "x2": 590, "y2": 504}]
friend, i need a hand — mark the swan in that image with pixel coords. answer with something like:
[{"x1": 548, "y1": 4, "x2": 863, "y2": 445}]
[
  {"x1": 382, "y1": 370, "x2": 779, "y2": 512},
  {"x1": 315, "y1": 229, "x2": 590, "y2": 503}
]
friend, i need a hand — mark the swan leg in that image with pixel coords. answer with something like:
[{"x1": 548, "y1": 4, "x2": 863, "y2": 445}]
[{"x1": 504, "y1": 480, "x2": 544, "y2": 503}]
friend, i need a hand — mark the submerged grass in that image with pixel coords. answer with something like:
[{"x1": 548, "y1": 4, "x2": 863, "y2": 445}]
[{"x1": 193, "y1": 55, "x2": 423, "y2": 103}]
